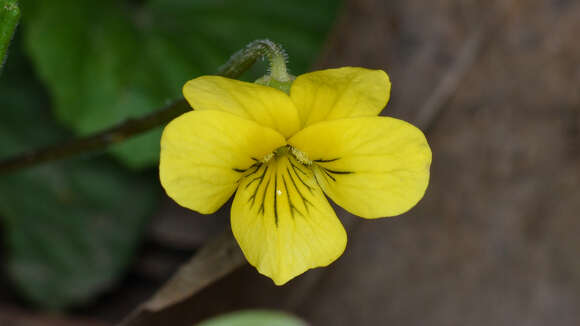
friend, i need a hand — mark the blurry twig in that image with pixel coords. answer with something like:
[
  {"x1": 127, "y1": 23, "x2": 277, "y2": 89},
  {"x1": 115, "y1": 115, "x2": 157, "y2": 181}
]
[
  {"x1": 0, "y1": 39, "x2": 282, "y2": 174},
  {"x1": 413, "y1": 0, "x2": 517, "y2": 131},
  {"x1": 414, "y1": 27, "x2": 486, "y2": 130}
]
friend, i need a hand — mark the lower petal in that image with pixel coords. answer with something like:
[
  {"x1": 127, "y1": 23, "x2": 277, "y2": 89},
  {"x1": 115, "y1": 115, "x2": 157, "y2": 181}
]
[{"x1": 231, "y1": 154, "x2": 347, "y2": 285}]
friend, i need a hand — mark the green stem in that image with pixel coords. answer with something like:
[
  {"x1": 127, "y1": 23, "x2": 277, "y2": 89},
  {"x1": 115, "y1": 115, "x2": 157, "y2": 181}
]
[
  {"x1": 218, "y1": 39, "x2": 290, "y2": 81},
  {"x1": 268, "y1": 51, "x2": 290, "y2": 82},
  {"x1": 0, "y1": 0, "x2": 20, "y2": 75},
  {"x1": 0, "y1": 39, "x2": 282, "y2": 174}
]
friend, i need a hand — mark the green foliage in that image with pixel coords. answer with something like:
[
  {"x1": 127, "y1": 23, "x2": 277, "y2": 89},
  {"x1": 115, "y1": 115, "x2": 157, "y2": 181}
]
[
  {"x1": 22, "y1": 0, "x2": 342, "y2": 168},
  {"x1": 0, "y1": 0, "x2": 20, "y2": 73},
  {"x1": 0, "y1": 43, "x2": 158, "y2": 309},
  {"x1": 197, "y1": 310, "x2": 306, "y2": 326}
]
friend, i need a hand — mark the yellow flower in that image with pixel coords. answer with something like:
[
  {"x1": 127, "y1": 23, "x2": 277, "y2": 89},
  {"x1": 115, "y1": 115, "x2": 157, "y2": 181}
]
[{"x1": 159, "y1": 67, "x2": 431, "y2": 285}]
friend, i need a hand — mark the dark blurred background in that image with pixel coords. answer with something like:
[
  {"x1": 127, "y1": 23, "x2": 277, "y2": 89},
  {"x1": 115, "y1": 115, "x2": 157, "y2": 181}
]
[{"x1": 1, "y1": 0, "x2": 580, "y2": 325}]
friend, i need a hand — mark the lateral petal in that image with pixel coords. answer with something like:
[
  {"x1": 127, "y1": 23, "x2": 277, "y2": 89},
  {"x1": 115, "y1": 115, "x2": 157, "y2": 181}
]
[
  {"x1": 160, "y1": 110, "x2": 286, "y2": 214},
  {"x1": 288, "y1": 117, "x2": 431, "y2": 218},
  {"x1": 231, "y1": 154, "x2": 347, "y2": 285},
  {"x1": 183, "y1": 76, "x2": 301, "y2": 138},
  {"x1": 290, "y1": 67, "x2": 391, "y2": 127}
]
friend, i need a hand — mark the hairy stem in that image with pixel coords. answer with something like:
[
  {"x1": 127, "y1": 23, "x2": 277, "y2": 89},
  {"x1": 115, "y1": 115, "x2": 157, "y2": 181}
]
[{"x1": 218, "y1": 39, "x2": 288, "y2": 79}]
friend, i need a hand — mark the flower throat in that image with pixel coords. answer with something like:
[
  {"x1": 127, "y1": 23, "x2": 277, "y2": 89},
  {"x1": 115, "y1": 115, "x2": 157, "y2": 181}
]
[{"x1": 262, "y1": 145, "x2": 312, "y2": 166}]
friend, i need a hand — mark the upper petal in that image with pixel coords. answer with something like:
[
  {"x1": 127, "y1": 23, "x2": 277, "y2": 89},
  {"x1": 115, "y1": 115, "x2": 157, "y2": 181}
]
[
  {"x1": 183, "y1": 76, "x2": 301, "y2": 138},
  {"x1": 160, "y1": 110, "x2": 286, "y2": 214},
  {"x1": 290, "y1": 67, "x2": 391, "y2": 127},
  {"x1": 288, "y1": 117, "x2": 431, "y2": 218},
  {"x1": 231, "y1": 154, "x2": 347, "y2": 285}
]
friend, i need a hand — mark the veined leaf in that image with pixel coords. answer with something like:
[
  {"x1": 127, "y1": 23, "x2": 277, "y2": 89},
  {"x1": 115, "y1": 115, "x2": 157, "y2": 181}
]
[{"x1": 0, "y1": 40, "x2": 158, "y2": 309}]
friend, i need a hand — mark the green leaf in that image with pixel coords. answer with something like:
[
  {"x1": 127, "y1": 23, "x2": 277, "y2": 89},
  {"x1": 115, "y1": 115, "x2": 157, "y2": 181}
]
[
  {"x1": 0, "y1": 41, "x2": 158, "y2": 309},
  {"x1": 21, "y1": 0, "x2": 342, "y2": 168},
  {"x1": 0, "y1": 0, "x2": 20, "y2": 74},
  {"x1": 197, "y1": 310, "x2": 306, "y2": 326},
  {"x1": 0, "y1": 162, "x2": 157, "y2": 309}
]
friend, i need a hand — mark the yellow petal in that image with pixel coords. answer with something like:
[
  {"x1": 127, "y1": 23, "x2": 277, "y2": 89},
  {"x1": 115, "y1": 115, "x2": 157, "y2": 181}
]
[
  {"x1": 183, "y1": 76, "x2": 301, "y2": 138},
  {"x1": 231, "y1": 153, "x2": 347, "y2": 285},
  {"x1": 160, "y1": 110, "x2": 286, "y2": 214},
  {"x1": 290, "y1": 67, "x2": 391, "y2": 127},
  {"x1": 288, "y1": 117, "x2": 431, "y2": 218}
]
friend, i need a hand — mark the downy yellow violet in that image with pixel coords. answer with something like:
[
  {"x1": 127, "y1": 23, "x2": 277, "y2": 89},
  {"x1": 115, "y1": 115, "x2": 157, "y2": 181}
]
[{"x1": 159, "y1": 67, "x2": 431, "y2": 285}]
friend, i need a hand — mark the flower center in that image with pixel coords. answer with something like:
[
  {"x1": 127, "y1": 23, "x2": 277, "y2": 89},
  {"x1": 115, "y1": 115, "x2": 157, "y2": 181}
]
[{"x1": 262, "y1": 145, "x2": 312, "y2": 166}]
